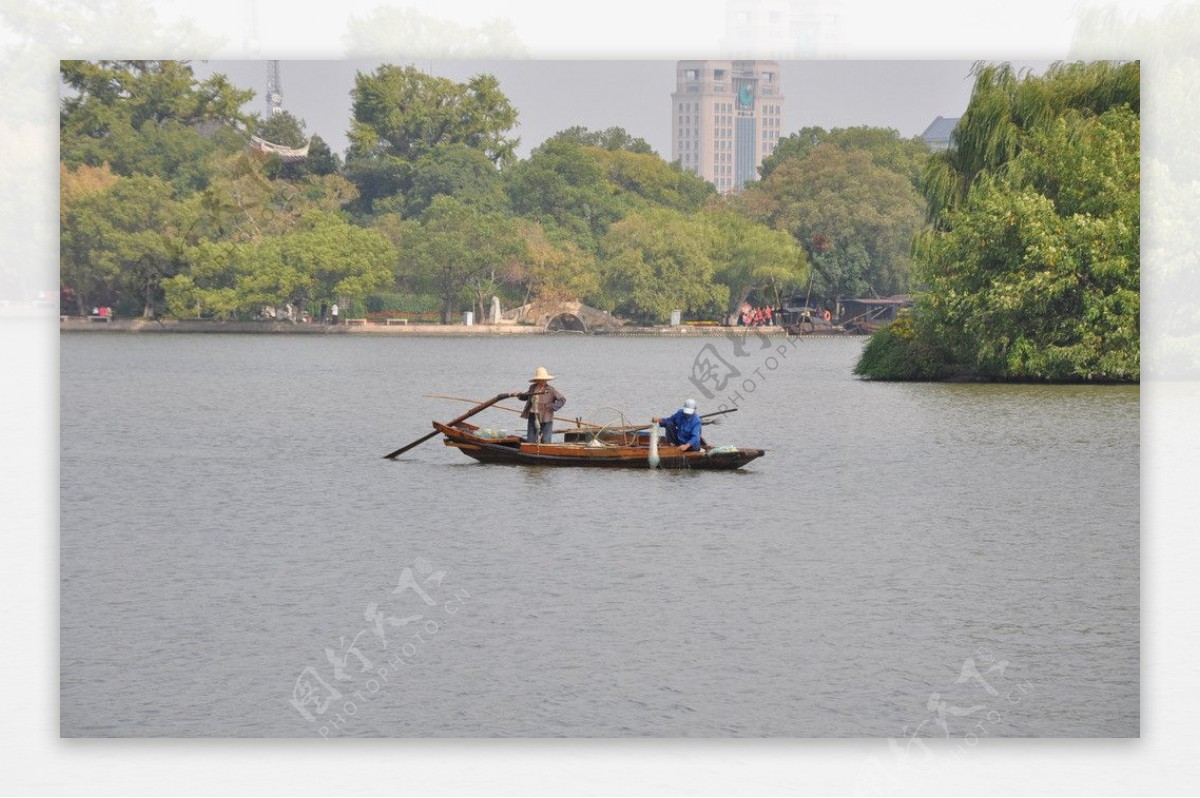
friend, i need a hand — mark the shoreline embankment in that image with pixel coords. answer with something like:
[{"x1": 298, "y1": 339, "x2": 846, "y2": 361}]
[{"x1": 58, "y1": 317, "x2": 854, "y2": 337}]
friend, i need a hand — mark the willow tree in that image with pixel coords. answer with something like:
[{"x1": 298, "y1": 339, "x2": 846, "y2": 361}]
[
  {"x1": 856, "y1": 60, "x2": 1140, "y2": 382},
  {"x1": 921, "y1": 60, "x2": 1140, "y2": 226}
]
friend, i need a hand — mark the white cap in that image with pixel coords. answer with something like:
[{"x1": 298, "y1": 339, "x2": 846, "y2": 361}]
[{"x1": 683, "y1": 398, "x2": 697, "y2": 414}]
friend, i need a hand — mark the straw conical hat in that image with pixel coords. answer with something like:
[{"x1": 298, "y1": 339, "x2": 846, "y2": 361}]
[{"x1": 529, "y1": 366, "x2": 556, "y2": 382}]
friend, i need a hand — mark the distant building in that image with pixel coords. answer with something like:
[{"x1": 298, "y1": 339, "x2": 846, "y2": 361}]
[
  {"x1": 672, "y1": 60, "x2": 784, "y2": 194},
  {"x1": 921, "y1": 116, "x2": 959, "y2": 152}
]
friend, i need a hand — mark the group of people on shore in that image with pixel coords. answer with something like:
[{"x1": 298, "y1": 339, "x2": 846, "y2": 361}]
[
  {"x1": 737, "y1": 304, "x2": 778, "y2": 327},
  {"x1": 509, "y1": 366, "x2": 701, "y2": 451}
]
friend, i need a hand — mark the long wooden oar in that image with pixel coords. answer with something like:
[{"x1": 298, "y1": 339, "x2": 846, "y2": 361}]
[
  {"x1": 423, "y1": 393, "x2": 605, "y2": 428},
  {"x1": 423, "y1": 394, "x2": 734, "y2": 430},
  {"x1": 384, "y1": 392, "x2": 510, "y2": 459}
]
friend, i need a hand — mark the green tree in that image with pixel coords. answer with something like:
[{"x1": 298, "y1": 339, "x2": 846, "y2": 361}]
[
  {"x1": 397, "y1": 196, "x2": 527, "y2": 323},
  {"x1": 343, "y1": 154, "x2": 412, "y2": 217},
  {"x1": 758, "y1": 125, "x2": 931, "y2": 188},
  {"x1": 162, "y1": 240, "x2": 243, "y2": 319},
  {"x1": 756, "y1": 143, "x2": 925, "y2": 298},
  {"x1": 504, "y1": 136, "x2": 713, "y2": 255},
  {"x1": 61, "y1": 173, "x2": 187, "y2": 317},
  {"x1": 60, "y1": 162, "x2": 121, "y2": 315},
  {"x1": 195, "y1": 151, "x2": 290, "y2": 241},
  {"x1": 255, "y1": 110, "x2": 308, "y2": 148},
  {"x1": 504, "y1": 138, "x2": 619, "y2": 250},
  {"x1": 505, "y1": 136, "x2": 796, "y2": 318},
  {"x1": 543, "y1": 126, "x2": 656, "y2": 154},
  {"x1": 60, "y1": 60, "x2": 253, "y2": 192},
  {"x1": 515, "y1": 221, "x2": 600, "y2": 305},
  {"x1": 348, "y1": 64, "x2": 518, "y2": 166},
  {"x1": 857, "y1": 61, "x2": 1140, "y2": 382},
  {"x1": 704, "y1": 205, "x2": 808, "y2": 315},
  {"x1": 596, "y1": 207, "x2": 728, "y2": 323},
  {"x1": 599, "y1": 148, "x2": 715, "y2": 213},
  {"x1": 920, "y1": 61, "x2": 1140, "y2": 224},
  {"x1": 405, "y1": 143, "x2": 507, "y2": 218},
  {"x1": 304, "y1": 135, "x2": 342, "y2": 177},
  {"x1": 291, "y1": 172, "x2": 360, "y2": 214},
  {"x1": 61, "y1": 60, "x2": 251, "y2": 132},
  {"x1": 754, "y1": 127, "x2": 826, "y2": 181},
  {"x1": 164, "y1": 211, "x2": 395, "y2": 320},
  {"x1": 189, "y1": 149, "x2": 357, "y2": 245},
  {"x1": 345, "y1": 64, "x2": 517, "y2": 214}
]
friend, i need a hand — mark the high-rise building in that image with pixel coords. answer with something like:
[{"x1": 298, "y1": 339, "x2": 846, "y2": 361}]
[{"x1": 671, "y1": 60, "x2": 784, "y2": 194}]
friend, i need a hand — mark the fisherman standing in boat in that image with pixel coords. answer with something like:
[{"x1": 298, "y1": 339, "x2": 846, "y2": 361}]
[
  {"x1": 652, "y1": 398, "x2": 703, "y2": 452},
  {"x1": 510, "y1": 366, "x2": 566, "y2": 443}
]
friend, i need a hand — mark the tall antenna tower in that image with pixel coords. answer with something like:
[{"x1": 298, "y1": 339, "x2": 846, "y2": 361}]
[
  {"x1": 243, "y1": 1, "x2": 308, "y2": 162},
  {"x1": 244, "y1": 1, "x2": 282, "y2": 117},
  {"x1": 266, "y1": 60, "x2": 283, "y2": 116}
]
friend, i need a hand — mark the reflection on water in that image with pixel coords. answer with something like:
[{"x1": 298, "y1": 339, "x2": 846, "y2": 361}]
[{"x1": 60, "y1": 334, "x2": 1138, "y2": 737}]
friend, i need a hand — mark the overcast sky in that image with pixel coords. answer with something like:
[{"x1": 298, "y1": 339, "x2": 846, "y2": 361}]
[{"x1": 193, "y1": 59, "x2": 1056, "y2": 159}]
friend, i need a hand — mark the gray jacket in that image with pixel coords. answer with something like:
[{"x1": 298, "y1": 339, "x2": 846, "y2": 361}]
[{"x1": 517, "y1": 384, "x2": 565, "y2": 423}]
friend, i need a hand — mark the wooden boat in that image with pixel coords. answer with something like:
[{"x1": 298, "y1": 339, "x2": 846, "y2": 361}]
[
  {"x1": 382, "y1": 392, "x2": 764, "y2": 469},
  {"x1": 435, "y1": 421, "x2": 765, "y2": 470}
]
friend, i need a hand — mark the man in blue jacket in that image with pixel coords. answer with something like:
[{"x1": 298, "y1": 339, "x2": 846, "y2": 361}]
[{"x1": 652, "y1": 398, "x2": 703, "y2": 452}]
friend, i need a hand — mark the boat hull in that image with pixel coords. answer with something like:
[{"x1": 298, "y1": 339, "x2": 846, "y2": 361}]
[{"x1": 434, "y1": 422, "x2": 764, "y2": 470}]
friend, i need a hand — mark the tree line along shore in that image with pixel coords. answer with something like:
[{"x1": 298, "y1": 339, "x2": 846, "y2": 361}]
[{"x1": 59, "y1": 60, "x2": 1138, "y2": 381}]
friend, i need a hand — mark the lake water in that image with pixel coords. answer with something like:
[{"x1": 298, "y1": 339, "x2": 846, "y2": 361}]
[{"x1": 59, "y1": 332, "x2": 1139, "y2": 737}]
